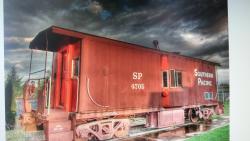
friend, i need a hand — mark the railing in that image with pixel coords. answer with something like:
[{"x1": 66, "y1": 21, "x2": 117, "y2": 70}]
[
  {"x1": 25, "y1": 32, "x2": 53, "y2": 117},
  {"x1": 26, "y1": 48, "x2": 54, "y2": 116},
  {"x1": 37, "y1": 77, "x2": 52, "y2": 115},
  {"x1": 24, "y1": 76, "x2": 52, "y2": 116},
  {"x1": 24, "y1": 60, "x2": 52, "y2": 115},
  {"x1": 44, "y1": 76, "x2": 52, "y2": 115}
]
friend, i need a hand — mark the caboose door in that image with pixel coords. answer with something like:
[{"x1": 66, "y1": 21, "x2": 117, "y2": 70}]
[
  {"x1": 60, "y1": 51, "x2": 68, "y2": 107},
  {"x1": 56, "y1": 48, "x2": 72, "y2": 112},
  {"x1": 54, "y1": 44, "x2": 80, "y2": 112},
  {"x1": 71, "y1": 45, "x2": 81, "y2": 112}
]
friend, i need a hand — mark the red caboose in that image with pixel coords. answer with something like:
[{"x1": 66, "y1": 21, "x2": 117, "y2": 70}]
[{"x1": 25, "y1": 26, "x2": 222, "y2": 140}]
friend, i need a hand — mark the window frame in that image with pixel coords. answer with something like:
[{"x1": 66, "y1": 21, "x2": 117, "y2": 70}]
[
  {"x1": 162, "y1": 70, "x2": 169, "y2": 88},
  {"x1": 204, "y1": 92, "x2": 213, "y2": 100},
  {"x1": 175, "y1": 71, "x2": 183, "y2": 87},
  {"x1": 170, "y1": 69, "x2": 183, "y2": 88},
  {"x1": 170, "y1": 69, "x2": 176, "y2": 88},
  {"x1": 72, "y1": 57, "x2": 80, "y2": 78}
]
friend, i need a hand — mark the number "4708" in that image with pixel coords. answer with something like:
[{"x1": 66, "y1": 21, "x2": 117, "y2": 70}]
[{"x1": 131, "y1": 83, "x2": 144, "y2": 90}]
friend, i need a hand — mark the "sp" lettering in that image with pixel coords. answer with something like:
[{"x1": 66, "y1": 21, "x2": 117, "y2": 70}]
[{"x1": 133, "y1": 72, "x2": 143, "y2": 80}]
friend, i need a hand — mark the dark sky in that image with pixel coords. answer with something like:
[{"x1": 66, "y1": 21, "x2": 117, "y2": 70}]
[{"x1": 4, "y1": 0, "x2": 229, "y2": 83}]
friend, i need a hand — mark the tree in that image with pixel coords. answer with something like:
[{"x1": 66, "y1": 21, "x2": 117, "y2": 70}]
[{"x1": 5, "y1": 66, "x2": 22, "y2": 130}]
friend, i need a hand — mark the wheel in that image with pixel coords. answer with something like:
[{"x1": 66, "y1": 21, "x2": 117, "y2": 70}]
[
  {"x1": 203, "y1": 110, "x2": 210, "y2": 120},
  {"x1": 188, "y1": 108, "x2": 199, "y2": 123},
  {"x1": 114, "y1": 122, "x2": 129, "y2": 138},
  {"x1": 88, "y1": 133, "x2": 98, "y2": 141},
  {"x1": 114, "y1": 126, "x2": 129, "y2": 138},
  {"x1": 202, "y1": 108, "x2": 213, "y2": 121}
]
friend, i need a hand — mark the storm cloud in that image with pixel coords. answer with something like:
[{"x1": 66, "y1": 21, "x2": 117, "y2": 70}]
[{"x1": 4, "y1": 0, "x2": 229, "y2": 83}]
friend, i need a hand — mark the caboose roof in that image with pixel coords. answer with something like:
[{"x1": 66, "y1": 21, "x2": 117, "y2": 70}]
[{"x1": 29, "y1": 26, "x2": 220, "y2": 66}]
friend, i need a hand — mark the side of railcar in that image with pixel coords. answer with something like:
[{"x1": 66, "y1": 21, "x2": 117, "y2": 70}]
[
  {"x1": 161, "y1": 53, "x2": 218, "y2": 107},
  {"x1": 160, "y1": 53, "x2": 219, "y2": 122},
  {"x1": 74, "y1": 36, "x2": 221, "y2": 139},
  {"x1": 77, "y1": 35, "x2": 163, "y2": 114}
]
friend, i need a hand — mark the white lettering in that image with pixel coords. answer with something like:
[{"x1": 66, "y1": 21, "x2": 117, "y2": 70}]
[
  {"x1": 194, "y1": 69, "x2": 213, "y2": 78},
  {"x1": 132, "y1": 72, "x2": 143, "y2": 79},
  {"x1": 133, "y1": 72, "x2": 137, "y2": 79},
  {"x1": 138, "y1": 73, "x2": 143, "y2": 79},
  {"x1": 131, "y1": 84, "x2": 144, "y2": 90},
  {"x1": 198, "y1": 78, "x2": 212, "y2": 86},
  {"x1": 194, "y1": 69, "x2": 198, "y2": 77},
  {"x1": 132, "y1": 72, "x2": 144, "y2": 90},
  {"x1": 194, "y1": 69, "x2": 213, "y2": 87}
]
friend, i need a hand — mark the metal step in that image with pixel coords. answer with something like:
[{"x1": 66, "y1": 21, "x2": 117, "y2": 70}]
[
  {"x1": 44, "y1": 109, "x2": 69, "y2": 121},
  {"x1": 46, "y1": 130, "x2": 73, "y2": 141},
  {"x1": 44, "y1": 117, "x2": 73, "y2": 141},
  {"x1": 43, "y1": 109, "x2": 73, "y2": 141},
  {"x1": 44, "y1": 120, "x2": 72, "y2": 134}
]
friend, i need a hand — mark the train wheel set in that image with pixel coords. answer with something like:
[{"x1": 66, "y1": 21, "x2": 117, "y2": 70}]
[{"x1": 72, "y1": 106, "x2": 217, "y2": 140}]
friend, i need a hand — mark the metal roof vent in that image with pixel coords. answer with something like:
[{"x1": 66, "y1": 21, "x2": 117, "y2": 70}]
[{"x1": 153, "y1": 40, "x2": 160, "y2": 49}]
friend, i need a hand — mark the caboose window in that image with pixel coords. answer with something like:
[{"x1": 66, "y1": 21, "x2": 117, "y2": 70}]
[
  {"x1": 162, "y1": 71, "x2": 168, "y2": 87},
  {"x1": 176, "y1": 71, "x2": 182, "y2": 87},
  {"x1": 72, "y1": 58, "x2": 80, "y2": 77},
  {"x1": 170, "y1": 70, "x2": 183, "y2": 87},
  {"x1": 170, "y1": 70, "x2": 175, "y2": 87}
]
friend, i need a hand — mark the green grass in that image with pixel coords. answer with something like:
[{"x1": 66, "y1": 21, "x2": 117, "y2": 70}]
[
  {"x1": 6, "y1": 129, "x2": 45, "y2": 141},
  {"x1": 186, "y1": 125, "x2": 229, "y2": 141},
  {"x1": 6, "y1": 129, "x2": 26, "y2": 141},
  {"x1": 223, "y1": 101, "x2": 229, "y2": 116}
]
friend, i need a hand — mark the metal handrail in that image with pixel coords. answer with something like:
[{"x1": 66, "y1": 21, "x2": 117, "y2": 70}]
[
  {"x1": 47, "y1": 76, "x2": 52, "y2": 115},
  {"x1": 26, "y1": 31, "x2": 51, "y2": 116},
  {"x1": 29, "y1": 69, "x2": 45, "y2": 75},
  {"x1": 29, "y1": 78, "x2": 46, "y2": 81}
]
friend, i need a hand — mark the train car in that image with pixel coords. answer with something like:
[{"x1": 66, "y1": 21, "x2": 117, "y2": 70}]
[{"x1": 23, "y1": 26, "x2": 222, "y2": 141}]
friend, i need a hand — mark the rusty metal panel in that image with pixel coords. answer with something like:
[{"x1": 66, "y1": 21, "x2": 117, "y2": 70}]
[{"x1": 79, "y1": 37, "x2": 162, "y2": 113}]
